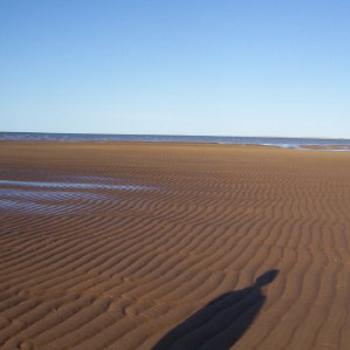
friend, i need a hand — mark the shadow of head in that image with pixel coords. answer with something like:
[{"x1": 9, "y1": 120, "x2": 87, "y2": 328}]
[{"x1": 254, "y1": 269, "x2": 279, "y2": 288}]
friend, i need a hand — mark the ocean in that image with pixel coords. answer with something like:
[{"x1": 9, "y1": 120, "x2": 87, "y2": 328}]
[{"x1": 1, "y1": 132, "x2": 350, "y2": 151}]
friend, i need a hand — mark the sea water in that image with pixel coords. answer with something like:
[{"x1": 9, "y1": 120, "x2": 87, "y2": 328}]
[{"x1": 1, "y1": 132, "x2": 350, "y2": 150}]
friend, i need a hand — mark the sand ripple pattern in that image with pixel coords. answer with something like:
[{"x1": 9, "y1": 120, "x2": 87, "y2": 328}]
[{"x1": 1, "y1": 143, "x2": 350, "y2": 349}]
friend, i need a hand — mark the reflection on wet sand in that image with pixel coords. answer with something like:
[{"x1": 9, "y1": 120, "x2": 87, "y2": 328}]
[{"x1": 0, "y1": 176, "x2": 158, "y2": 214}]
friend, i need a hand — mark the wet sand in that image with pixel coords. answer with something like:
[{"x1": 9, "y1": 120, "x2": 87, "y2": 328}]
[{"x1": 1, "y1": 142, "x2": 350, "y2": 350}]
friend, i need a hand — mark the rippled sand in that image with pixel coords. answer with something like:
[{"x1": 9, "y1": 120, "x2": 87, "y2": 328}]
[{"x1": 1, "y1": 142, "x2": 350, "y2": 350}]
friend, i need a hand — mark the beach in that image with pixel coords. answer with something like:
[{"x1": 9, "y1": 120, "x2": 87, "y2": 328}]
[{"x1": 1, "y1": 141, "x2": 350, "y2": 349}]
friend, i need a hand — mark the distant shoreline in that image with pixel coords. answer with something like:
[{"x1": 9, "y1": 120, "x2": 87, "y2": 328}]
[
  {"x1": 0, "y1": 132, "x2": 350, "y2": 152},
  {"x1": 1, "y1": 140, "x2": 350, "y2": 153},
  {"x1": 1, "y1": 132, "x2": 350, "y2": 151}
]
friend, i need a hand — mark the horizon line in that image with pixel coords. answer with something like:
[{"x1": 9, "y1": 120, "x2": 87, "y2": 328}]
[{"x1": 1, "y1": 130, "x2": 350, "y2": 141}]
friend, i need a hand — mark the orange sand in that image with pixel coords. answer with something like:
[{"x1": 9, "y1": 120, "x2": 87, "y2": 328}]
[{"x1": 1, "y1": 142, "x2": 350, "y2": 349}]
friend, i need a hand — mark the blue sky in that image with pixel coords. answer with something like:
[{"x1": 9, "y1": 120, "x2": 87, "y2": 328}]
[{"x1": 1, "y1": 0, "x2": 349, "y2": 138}]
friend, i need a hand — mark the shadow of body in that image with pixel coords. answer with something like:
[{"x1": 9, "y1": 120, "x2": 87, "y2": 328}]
[{"x1": 153, "y1": 270, "x2": 279, "y2": 350}]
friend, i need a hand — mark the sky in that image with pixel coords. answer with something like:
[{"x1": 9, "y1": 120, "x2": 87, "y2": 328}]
[{"x1": 0, "y1": 0, "x2": 349, "y2": 138}]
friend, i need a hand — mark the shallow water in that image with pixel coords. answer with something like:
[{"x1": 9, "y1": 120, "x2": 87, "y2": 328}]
[
  {"x1": 0, "y1": 198, "x2": 82, "y2": 215},
  {"x1": 0, "y1": 188, "x2": 106, "y2": 200},
  {"x1": 0, "y1": 177, "x2": 157, "y2": 214},
  {"x1": 0, "y1": 179, "x2": 156, "y2": 191}
]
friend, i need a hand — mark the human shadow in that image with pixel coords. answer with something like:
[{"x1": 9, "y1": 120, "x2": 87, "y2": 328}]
[{"x1": 153, "y1": 269, "x2": 279, "y2": 350}]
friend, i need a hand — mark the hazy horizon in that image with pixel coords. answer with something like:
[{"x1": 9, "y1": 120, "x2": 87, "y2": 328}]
[
  {"x1": 1, "y1": 130, "x2": 350, "y2": 141},
  {"x1": 1, "y1": 1, "x2": 349, "y2": 138}
]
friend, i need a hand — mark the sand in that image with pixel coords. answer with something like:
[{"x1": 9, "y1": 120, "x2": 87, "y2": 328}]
[{"x1": 1, "y1": 142, "x2": 350, "y2": 350}]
